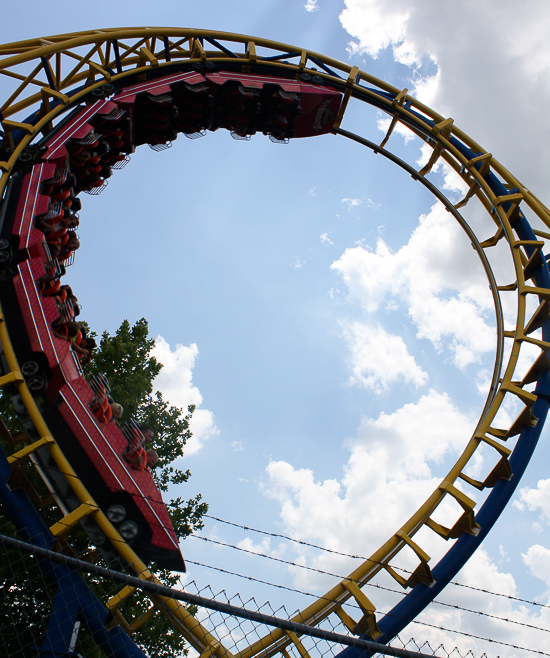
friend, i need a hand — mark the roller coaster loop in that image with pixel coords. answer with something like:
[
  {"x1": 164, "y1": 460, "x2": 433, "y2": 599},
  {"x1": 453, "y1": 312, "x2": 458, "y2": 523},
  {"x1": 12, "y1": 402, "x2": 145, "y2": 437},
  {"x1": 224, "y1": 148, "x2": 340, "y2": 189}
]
[{"x1": 1, "y1": 28, "x2": 550, "y2": 658}]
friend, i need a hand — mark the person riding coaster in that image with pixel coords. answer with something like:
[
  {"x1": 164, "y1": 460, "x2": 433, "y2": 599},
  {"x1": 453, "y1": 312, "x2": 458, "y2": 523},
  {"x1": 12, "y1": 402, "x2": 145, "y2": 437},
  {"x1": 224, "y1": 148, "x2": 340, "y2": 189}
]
[{"x1": 121, "y1": 420, "x2": 158, "y2": 470}]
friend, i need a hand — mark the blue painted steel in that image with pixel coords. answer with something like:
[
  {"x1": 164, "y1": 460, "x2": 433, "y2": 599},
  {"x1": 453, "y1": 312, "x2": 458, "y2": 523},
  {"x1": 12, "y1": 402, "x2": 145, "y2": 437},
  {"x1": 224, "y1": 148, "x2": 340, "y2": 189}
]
[
  {"x1": 338, "y1": 386, "x2": 550, "y2": 658},
  {"x1": 0, "y1": 445, "x2": 149, "y2": 658},
  {"x1": 38, "y1": 575, "x2": 85, "y2": 657}
]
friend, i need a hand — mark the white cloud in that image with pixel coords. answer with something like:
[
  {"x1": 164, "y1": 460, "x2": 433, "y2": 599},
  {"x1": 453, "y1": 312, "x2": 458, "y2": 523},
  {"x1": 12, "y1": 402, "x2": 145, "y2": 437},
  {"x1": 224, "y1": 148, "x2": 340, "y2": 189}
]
[
  {"x1": 523, "y1": 544, "x2": 550, "y2": 588},
  {"x1": 341, "y1": 0, "x2": 412, "y2": 62},
  {"x1": 261, "y1": 388, "x2": 550, "y2": 656},
  {"x1": 341, "y1": 197, "x2": 362, "y2": 210},
  {"x1": 304, "y1": 0, "x2": 319, "y2": 11},
  {"x1": 499, "y1": 544, "x2": 509, "y2": 562},
  {"x1": 339, "y1": 0, "x2": 550, "y2": 203},
  {"x1": 415, "y1": 548, "x2": 550, "y2": 658},
  {"x1": 377, "y1": 115, "x2": 416, "y2": 143},
  {"x1": 515, "y1": 478, "x2": 550, "y2": 526},
  {"x1": 341, "y1": 320, "x2": 428, "y2": 392},
  {"x1": 341, "y1": 196, "x2": 379, "y2": 210},
  {"x1": 410, "y1": 64, "x2": 440, "y2": 106},
  {"x1": 262, "y1": 389, "x2": 474, "y2": 591},
  {"x1": 512, "y1": 339, "x2": 545, "y2": 385},
  {"x1": 331, "y1": 202, "x2": 495, "y2": 368},
  {"x1": 238, "y1": 537, "x2": 287, "y2": 560},
  {"x1": 416, "y1": 143, "x2": 469, "y2": 196},
  {"x1": 320, "y1": 232, "x2": 335, "y2": 246},
  {"x1": 475, "y1": 368, "x2": 492, "y2": 396},
  {"x1": 152, "y1": 336, "x2": 218, "y2": 455}
]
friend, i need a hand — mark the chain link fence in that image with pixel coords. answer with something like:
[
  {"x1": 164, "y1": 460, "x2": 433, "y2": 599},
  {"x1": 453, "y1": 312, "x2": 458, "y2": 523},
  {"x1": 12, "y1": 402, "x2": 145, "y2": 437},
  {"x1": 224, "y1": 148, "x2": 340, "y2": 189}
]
[{"x1": 0, "y1": 508, "x2": 489, "y2": 658}]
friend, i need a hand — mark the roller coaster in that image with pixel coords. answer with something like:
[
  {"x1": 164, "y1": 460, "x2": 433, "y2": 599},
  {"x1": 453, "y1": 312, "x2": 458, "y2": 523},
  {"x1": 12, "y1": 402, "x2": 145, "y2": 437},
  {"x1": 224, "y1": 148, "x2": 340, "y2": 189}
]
[{"x1": 0, "y1": 28, "x2": 549, "y2": 658}]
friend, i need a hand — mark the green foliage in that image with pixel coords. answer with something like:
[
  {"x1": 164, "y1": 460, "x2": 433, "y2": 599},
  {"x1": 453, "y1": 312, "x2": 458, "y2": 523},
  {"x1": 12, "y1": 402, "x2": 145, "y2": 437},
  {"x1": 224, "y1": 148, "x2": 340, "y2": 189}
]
[
  {"x1": 0, "y1": 385, "x2": 21, "y2": 434},
  {"x1": 84, "y1": 318, "x2": 161, "y2": 419},
  {"x1": 0, "y1": 519, "x2": 57, "y2": 657},
  {"x1": 1, "y1": 318, "x2": 208, "y2": 656},
  {"x1": 84, "y1": 318, "x2": 208, "y2": 539}
]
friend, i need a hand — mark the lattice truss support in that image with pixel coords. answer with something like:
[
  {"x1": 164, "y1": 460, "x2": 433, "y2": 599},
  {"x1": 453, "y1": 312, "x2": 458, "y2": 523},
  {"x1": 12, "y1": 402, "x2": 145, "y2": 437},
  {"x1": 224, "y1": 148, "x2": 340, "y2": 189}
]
[{"x1": 0, "y1": 27, "x2": 549, "y2": 658}]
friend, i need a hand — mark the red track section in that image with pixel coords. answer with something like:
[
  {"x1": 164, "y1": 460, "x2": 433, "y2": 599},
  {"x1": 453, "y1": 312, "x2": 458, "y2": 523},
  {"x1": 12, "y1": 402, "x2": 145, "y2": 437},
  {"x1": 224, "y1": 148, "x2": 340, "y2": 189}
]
[
  {"x1": 12, "y1": 163, "x2": 54, "y2": 253},
  {"x1": 43, "y1": 100, "x2": 116, "y2": 163},
  {"x1": 0, "y1": 67, "x2": 343, "y2": 571},
  {"x1": 203, "y1": 71, "x2": 342, "y2": 136},
  {"x1": 9, "y1": 167, "x2": 183, "y2": 568},
  {"x1": 113, "y1": 71, "x2": 206, "y2": 104}
]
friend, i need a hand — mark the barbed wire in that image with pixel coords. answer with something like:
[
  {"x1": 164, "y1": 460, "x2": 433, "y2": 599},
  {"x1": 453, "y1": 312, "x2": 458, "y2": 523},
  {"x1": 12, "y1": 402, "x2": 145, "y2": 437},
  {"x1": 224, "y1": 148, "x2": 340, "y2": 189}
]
[
  {"x1": 4, "y1": 445, "x2": 550, "y2": 654},
  {"x1": 1, "y1": 514, "x2": 545, "y2": 658},
  {"x1": 6, "y1": 437, "x2": 548, "y2": 615},
  {"x1": 186, "y1": 559, "x2": 550, "y2": 656},
  {"x1": 3, "y1": 457, "x2": 549, "y2": 639},
  {"x1": 4, "y1": 474, "x2": 542, "y2": 658},
  {"x1": 0, "y1": 531, "x2": 442, "y2": 658},
  {"x1": 5, "y1": 449, "x2": 548, "y2": 617},
  {"x1": 203, "y1": 513, "x2": 550, "y2": 610},
  {"x1": 186, "y1": 546, "x2": 550, "y2": 637},
  {"x1": 189, "y1": 534, "x2": 550, "y2": 634}
]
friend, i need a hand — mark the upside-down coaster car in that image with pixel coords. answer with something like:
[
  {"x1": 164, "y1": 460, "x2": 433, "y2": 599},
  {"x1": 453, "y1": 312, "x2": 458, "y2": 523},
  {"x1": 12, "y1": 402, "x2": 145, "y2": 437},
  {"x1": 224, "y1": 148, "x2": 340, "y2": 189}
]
[{"x1": 0, "y1": 66, "x2": 342, "y2": 570}]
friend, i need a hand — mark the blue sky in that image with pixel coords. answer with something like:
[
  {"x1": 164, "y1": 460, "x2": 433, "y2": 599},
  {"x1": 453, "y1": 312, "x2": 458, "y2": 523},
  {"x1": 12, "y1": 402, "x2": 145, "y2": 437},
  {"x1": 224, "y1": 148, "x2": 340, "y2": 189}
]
[{"x1": 3, "y1": 2, "x2": 550, "y2": 656}]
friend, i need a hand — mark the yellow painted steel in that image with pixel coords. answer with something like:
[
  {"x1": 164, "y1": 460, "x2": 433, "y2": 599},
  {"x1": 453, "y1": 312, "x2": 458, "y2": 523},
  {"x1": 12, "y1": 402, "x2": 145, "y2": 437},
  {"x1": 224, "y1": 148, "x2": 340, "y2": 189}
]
[
  {"x1": 286, "y1": 632, "x2": 312, "y2": 658},
  {"x1": 7, "y1": 435, "x2": 56, "y2": 465},
  {"x1": 0, "y1": 311, "x2": 225, "y2": 654},
  {"x1": 49, "y1": 502, "x2": 98, "y2": 538},
  {"x1": 0, "y1": 27, "x2": 549, "y2": 658}
]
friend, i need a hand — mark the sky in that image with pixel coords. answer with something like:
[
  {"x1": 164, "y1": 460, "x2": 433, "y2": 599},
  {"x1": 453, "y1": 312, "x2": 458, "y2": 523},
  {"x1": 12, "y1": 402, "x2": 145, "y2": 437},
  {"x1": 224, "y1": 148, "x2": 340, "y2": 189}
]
[{"x1": 2, "y1": 2, "x2": 550, "y2": 657}]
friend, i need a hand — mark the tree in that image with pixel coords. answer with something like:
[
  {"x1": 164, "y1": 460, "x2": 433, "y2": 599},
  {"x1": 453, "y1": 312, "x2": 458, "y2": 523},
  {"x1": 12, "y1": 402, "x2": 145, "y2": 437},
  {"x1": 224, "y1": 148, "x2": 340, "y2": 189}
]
[
  {"x1": 83, "y1": 318, "x2": 207, "y2": 540},
  {"x1": 0, "y1": 318, "x2": 207, "y2": 657}
]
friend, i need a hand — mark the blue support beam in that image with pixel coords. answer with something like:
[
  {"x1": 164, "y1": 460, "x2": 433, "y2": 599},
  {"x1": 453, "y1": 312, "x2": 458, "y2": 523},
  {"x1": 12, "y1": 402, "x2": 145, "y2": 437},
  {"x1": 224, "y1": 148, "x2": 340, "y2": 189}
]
[{"x1": 0, "y1": 445, "x2": 149, "y2": 658}]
